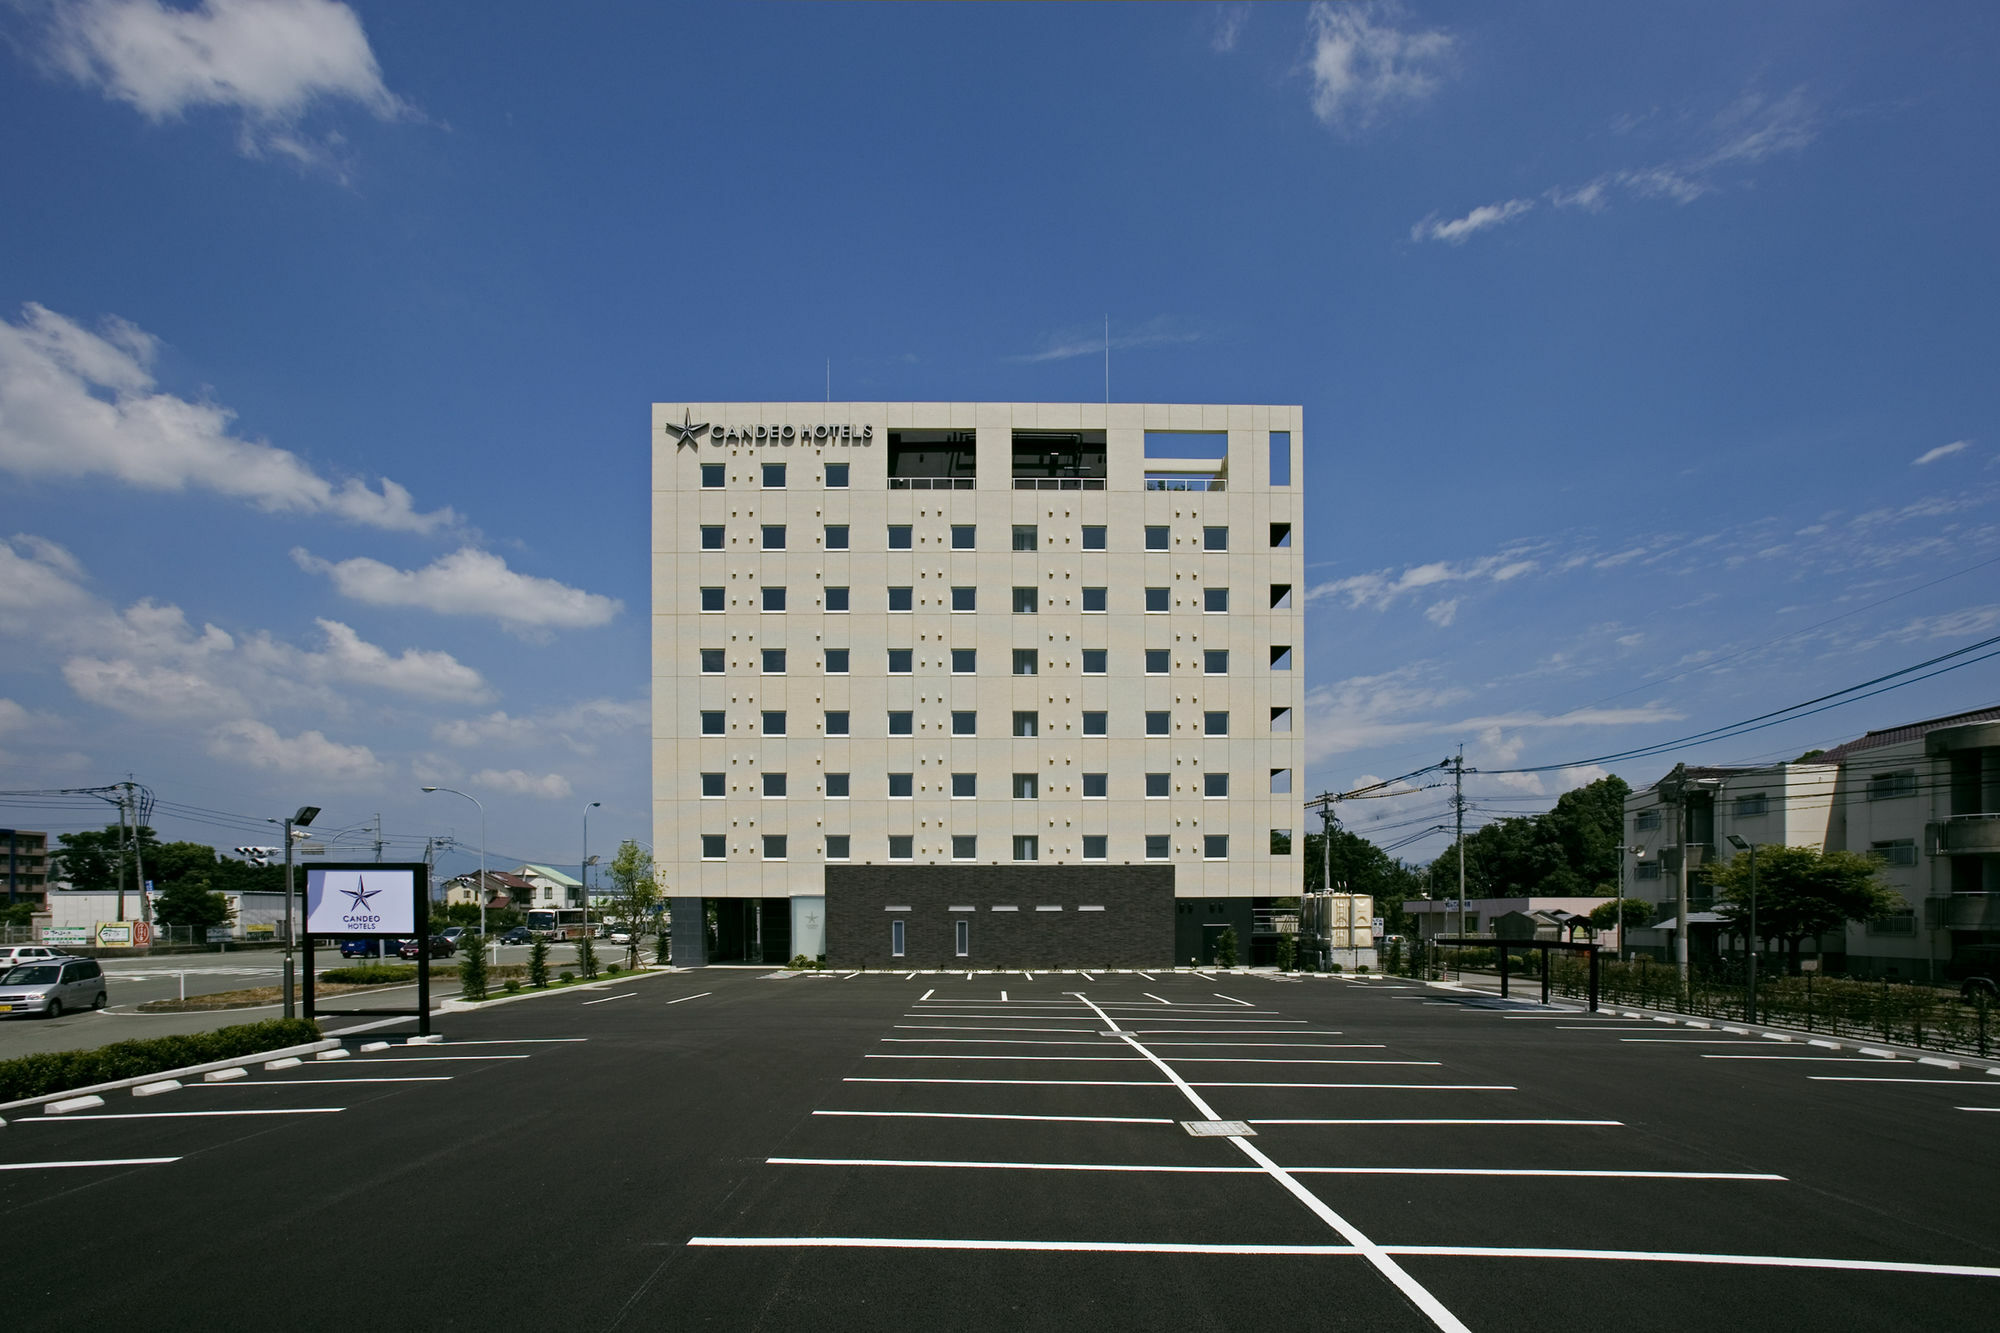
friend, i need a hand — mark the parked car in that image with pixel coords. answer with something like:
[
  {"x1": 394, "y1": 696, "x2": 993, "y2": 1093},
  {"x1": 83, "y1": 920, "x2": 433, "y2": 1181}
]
[
  {"x1": 0, "y1": 945, "x2": 70, "y2": 968},
  {"x1": 499, "y1": 926, "x2": 534, "y2": 946},
  {"x1": 608, "y1": 927, "x2": 633, "y2": 945},
  {"x1": 397, "y1": 935, "x2": 456, "y2": 960},
  {"x1": 0, "y1": 957, "x2": 107, "y2": 1018},
  {"x1": 439, "y1": 926, "x2": 467, "y2": 946},
  {"x1": 340, "y1": 938, "x2": 392, "y2": 960}
]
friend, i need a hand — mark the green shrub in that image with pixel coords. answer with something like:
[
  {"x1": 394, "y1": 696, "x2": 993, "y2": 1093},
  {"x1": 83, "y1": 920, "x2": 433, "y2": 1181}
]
[
  {"x1": 0, "y1": 1018, "x2": 320, "y2": 1103},
  {"x1": 1384, "y1": 939, "x2": 1403, "y2": 975},
  {"x1": 576, "y1": 936, "x2": 599, "y2": 980},
  {"x1": 1356, "y1": 964, "x2": 1370, "y2": 974},
  {"x1": 606, "y1": 962, "x2": 622, "y2": 975},
  {"x1": 459, "y1": 933, "x2": 488, "y2": 1001},
  {"x1": 528, "y1": 934, "x2": 550, "y2": 988},
  {"x1": 503, "y1": 978, "x2": 521, "y2": 994},
  {"x1": 318, "y1": 964, "x2": 418, "y2": 985},
  {"x1": 1215, "y1": 927, "x2": 1239, "y2": 969},
  {"x1": 559, "y1": 970, "x2": 574, "y2": 983},
  {"x1": 1276, "y1": 934, "x2": 1297, "y2": 972},
  {"x1": 655, "y1": 930, "x2": 671, "y2": 966}
]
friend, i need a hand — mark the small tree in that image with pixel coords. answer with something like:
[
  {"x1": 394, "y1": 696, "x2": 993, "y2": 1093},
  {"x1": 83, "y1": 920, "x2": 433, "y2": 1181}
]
[
  {"x1": 1709, "y1": 844, "x2": 1904, "y2": 975},
  {"x1": 1214, "y1": 926, "x2": 1239, "y2": 969},
  {"x1": 600, "y1": 840, "x2": 662, "y2": 970},
  {"x1": 459, "y1": 933, "x2": 488, "y2": 1000},
  {"x1": 1276, "y1": 933, "x2": 1297, "y2": 972},
  {"x1": 528, "y1": 934, "x2": 550, "y2": 988},
  {"x1": 155, "y1": 876, "x2": 233, "y2": 933},
  {"x1": 654, "y1": 928, "x2": 671, "y2": 966},
  {"x1": 576, "y1": 933, "x2": 599, "y2": 980},
  {"x1": 1589, "y1": 897, "x2": 1657, "y2": 959}
]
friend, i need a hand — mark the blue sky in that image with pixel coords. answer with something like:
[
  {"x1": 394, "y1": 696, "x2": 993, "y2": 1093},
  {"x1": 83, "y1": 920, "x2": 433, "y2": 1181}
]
[{"x1": 2, "y1": 1, "x2": 1996, "y2": 874}]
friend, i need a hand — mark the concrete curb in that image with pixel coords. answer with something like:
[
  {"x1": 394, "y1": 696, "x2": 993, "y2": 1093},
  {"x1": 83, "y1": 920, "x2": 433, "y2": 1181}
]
[
  {"x1": 0, "y1": 1037, "x2": 341, "y2": 1114},
  {"x1": 435, "y1": 966, "x2": 682, "y2": 1012}
]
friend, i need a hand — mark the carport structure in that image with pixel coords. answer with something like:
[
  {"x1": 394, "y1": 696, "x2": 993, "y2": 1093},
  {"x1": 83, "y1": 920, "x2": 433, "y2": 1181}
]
[{"x1": 1431, "y1": 936, "x2": 1604, "y2": 1011}]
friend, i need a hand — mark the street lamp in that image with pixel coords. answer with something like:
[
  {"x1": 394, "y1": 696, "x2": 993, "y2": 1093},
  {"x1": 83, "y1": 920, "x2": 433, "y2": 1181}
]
[
  {"x1": 267, "y1": 804, "x2": 319, "y2": 1020},
  {"x1": 1619, "y1": 845, "x2": 1646, "y2": 963},
  {"x1": 1726, "y1": 834, "x2": 1760, "y2": 1024},
  {"x1": 582, "y1": 801, "x2": 601, "y2": 939},
  {"x1": 421, "y1": 787, "x2": 488, "y2": 939}
]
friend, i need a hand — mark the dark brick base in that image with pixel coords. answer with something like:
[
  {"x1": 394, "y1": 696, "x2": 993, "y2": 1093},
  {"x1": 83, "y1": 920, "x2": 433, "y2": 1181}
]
[{"x1": 825, "y1": 865, "x2": 1174, "y2": 968}]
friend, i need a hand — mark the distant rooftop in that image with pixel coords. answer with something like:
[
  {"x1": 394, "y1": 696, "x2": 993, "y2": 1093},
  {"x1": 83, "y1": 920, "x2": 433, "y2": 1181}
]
[{"x1": 1818, "y1": 706, "x2": 2000, "y2": 764}]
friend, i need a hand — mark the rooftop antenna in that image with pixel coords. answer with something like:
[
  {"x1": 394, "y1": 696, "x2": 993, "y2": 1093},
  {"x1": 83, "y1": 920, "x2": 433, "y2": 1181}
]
[{"x1": 1104, "y1": 315, "x2": 1109, "y2": 404}]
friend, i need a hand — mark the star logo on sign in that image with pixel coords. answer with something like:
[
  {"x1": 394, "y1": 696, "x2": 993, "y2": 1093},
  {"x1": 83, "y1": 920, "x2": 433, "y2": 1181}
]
[
  {"x1": 664, "y1": 409, "x2": 710, "y2": 450},
  {"x1": 341, "y1": 878, "x2": 381, "y2": 912}
]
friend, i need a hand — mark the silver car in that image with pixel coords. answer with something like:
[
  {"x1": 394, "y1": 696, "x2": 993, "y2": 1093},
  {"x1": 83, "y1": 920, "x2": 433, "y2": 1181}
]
[
  {"x1": 0, "y1": 958, "x2": 108, "y2": 1018},
  {"x1": 0, "y1": 945, "x2": 68, "y2": 968}
]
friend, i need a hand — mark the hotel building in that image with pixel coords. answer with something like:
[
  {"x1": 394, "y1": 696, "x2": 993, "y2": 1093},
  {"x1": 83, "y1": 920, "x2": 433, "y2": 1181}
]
[{"x1": 652, "y1": 403, "x2": 1305, "y2": 967}]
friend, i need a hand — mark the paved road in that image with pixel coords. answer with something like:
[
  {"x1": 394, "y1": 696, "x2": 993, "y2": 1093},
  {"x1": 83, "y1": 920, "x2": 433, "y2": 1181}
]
[{"x1": 4, "y1": 968, "x2": 1997, "y2": 1330}]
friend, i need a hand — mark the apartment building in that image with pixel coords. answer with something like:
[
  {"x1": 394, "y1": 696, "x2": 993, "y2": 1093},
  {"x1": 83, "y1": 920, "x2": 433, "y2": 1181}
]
[
  {"x1": 0, "y1": 829, "x2": 50, "y2": 912},
  {"x1": 652, "y1": 403, "x2": 1306, "y2": 967}
]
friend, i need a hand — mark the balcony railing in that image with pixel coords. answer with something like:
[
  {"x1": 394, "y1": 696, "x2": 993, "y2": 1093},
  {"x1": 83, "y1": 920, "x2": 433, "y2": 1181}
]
[
  {"x1": 1144, "y1": 477, "x2": 1226, "y2": 492},
  {"x1": 1012, "y1": 477, "x2": 1105, "y2": 490},
  {"x1": 888, "y1": 477, "x2": 975, "y2": 490},
  {"x1": 1928, "y1": 813, "x2": 2000, "y2": 856}
]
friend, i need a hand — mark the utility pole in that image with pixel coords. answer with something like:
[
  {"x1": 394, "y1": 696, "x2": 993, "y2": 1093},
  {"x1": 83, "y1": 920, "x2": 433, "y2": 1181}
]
[
  {"x1": 124, "y1": 782, "x2": 149, "y2": 930},
  {"x1": 1452, "y1": 746, "x2": 1467, "y2": 939},
  {"x1": 114, "y1": 785, "x2": 131, "y2": 921},
  {"x1": 1320, "y1": 804, "x2": 1335, "y2": 971},
  {"x1": 1660, "y1": 762, "x2": 1693, "y2": 999},
  {"x1": 372, "y1": 813, "x2": 383, "y2": 863},
  {"x1": 283, "y1": 814, "x2": 296, "y2": 1018}
]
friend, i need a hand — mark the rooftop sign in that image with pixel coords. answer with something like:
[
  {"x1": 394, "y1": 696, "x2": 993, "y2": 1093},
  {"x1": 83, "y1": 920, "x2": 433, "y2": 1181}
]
[{"x1": 664, "y1": 409, "x2": 871, "y2": 449}]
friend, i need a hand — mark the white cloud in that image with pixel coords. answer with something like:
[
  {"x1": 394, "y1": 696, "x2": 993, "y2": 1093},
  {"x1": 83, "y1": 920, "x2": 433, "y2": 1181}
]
[
  {"x1": 1307, "y1": 1, "x2": 1453, "y2": 133},
  {"x1": 63, "y1": 655, "x2": 248, "y2": 719},
  {"x1": 1305, "y1": 667, "x2": 1681, "y2": 763},
  {"x1": 1008, "y1": 316, "x2": 1204, "y2": 364},
  {"x1": 0, "y1": 304, "x2": 456, "y2": 532},
  {"x1": 0, "y1": 534, "x2": 97, "y2": 617},
  {"x1": 1912, "y1": 440, "x2": 1970, "y2": 467},
  {"x1": 472, "y1": 768, "x2": 574, "y2": 800},
  {"x1": 46, "y1": 0, "x2": 409, "y2": 171},
  {"x1": 1424, "y1": 598, "x2": 1459, "y2": 627},
  {"x1": 1410, "y1": 198, "x2": 1534, "y2": 245},
  {"x1": 431, "y1": 697, "x2": 647, "y2": 754},
  {"x1": 206, "y1": 717, "x2": 385, "y2": 781},
  {"x1": 237, "y1": 619, "x2": 491, "y2": 703},
  {"x1": 1210, "y1": 3, "x2": 1250, "y2": 53},
  {"x1": 292, "y1": 546, "x2": 622, "y2": 631},
  {"x1": 1307, "y1": 544, "x2": 1546, "y2": 611}
]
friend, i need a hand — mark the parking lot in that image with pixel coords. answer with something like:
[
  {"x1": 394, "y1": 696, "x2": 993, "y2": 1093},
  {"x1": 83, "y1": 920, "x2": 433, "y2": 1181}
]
[{"x1": 4, "y1": 968, "x2": 1998, "y2": 1330}]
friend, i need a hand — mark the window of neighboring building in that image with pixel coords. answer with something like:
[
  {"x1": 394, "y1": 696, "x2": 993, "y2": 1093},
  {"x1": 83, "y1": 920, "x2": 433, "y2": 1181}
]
[
  {"x1": 700, "y1": 710, "x2": 724, "y2": 735},
  {"x1": 888, "y1": 648, "x2": 913, "y2": 674},
  {"x1": 761, "y1": 586, "x2": 786, "y2": 612},
  {"x1": 824, "y1": 463, "x2": 848, "y2": 488},
  {"x1": 824, "y1": 524, "x2": 849, "y2": 550},
  {"x1": 1012, "y1": 711, "x2": 1038, "y2": 737},
  {"x1": 1013, "y1": 773, "x2": 1038, "y2": 799},
  {"x1": 1012, "y1": 524, "x2": 1036, "y2": 551},
  {"x1": 1145, "y1": 525, "x2": 1169, "y2": 551},
  {"x1": 1145, "y1": 587, "x2": 1169, "y2": 613},
  {"x1": 762, "y1": 772, "x2": 786, "y2": 798},
  {"x1": 951, "y1": 648, "x2": 977, "y2": 673},
  {"x1": 700, "y1": 772, "x2": 724, "y2": 797},
  {"x1": 1082, "y1": 835, "x2": 1107, "y2": 860},
  {"x1": 1868, "y1": 909, "x2": 1917, "y2": 936},
  {"x1": 1145, "y1": 773, "x2": 1169, "y2": 798},
  {"x1": 951, "y1": 773, "x2": 977, "y2": 798},
  {"x1": 701, "y1": 834, "x2": 725, "y2": 859},
  {"x1": 1014, "y1": 649, "x2": 1038, "y2": 676},
  {"x1": 700, "y1": 587, "x2": 723, "y2": 612},
  {"x1": 825, "y1": 772, "x2": 850, "y2": 797},
  {"x1": 1145, "y1": 834, "x2": 1169, "y2": 859},
  {"x1": 1204, "y1": 834, "x2": 1228, "y2": 860},
  {"x1": 700, "y1": 524, "x2": 723, "y2": 550},
  {"x1": 889, "y1": 836, "x2": 913, "y2": 860},
  {"x1": 1634, "y1": 809, "x2": 1661, "y2": 831},
  {"x1": 1204, "y1": 773, "x2": 1229, "y2": 798},
  {"x1": 1205, "y1": 650, "x2": 1228, "y2": 674},
  {"x1": 1081, "y1": 525, "x2": 1106, "y2": 550},
  {"x1": 951, "y1": 711, "x2": 976, "y2": 736},
  {"x1": 1082, "y1": 711, "x2": 1107, "y2": 736},
  {"x1": 1082, "y1": 649, "x2": 1107, "y2": 674},
  {"x1": 761, "y1": 710, "x2": 786, "y2": 735},
  {"x1": 891, "y1": 919, "x2": 905, "y2": 957},
  {"x1": 761, "y1": 648, "x2": 785, "y2": 674},
  {"x1": 700, "y1": 648, "x2": 724, "y2": 673},
  {"x1": 1204, "y1": 711, "x2": 1229, "y2": 736},
  {"x1": 700, "y1": 463, "x2": 724, "y2": 489},
  {"x1": 825, "y1": 835, "x2": 850, "y2": 860},
  {"x1": 825, "y1": 586, "x2": 850, "y2": 612},
  {"x1": 888, "y1": 711, "x2": 913, "y2": 736},
  {"x1": 1145, "y1": 649, "x2": 1169, "y2": 674},
  {"x1": 824, "y1": 711, "x2": 850, "y2": 737},
  {"x1": 888, "y1": 524, "x2": 912, "y2": 550},
  {"x1": 1082, "y1": 586, "x2": 1106, "y2": 612},
  {"x1": 1871, "y1": 839, "x2": 1918, "y2": 868},
  {"x1": 1869, "y1": 771, "x2": 1917, "y2": 801},
  {"x1": 761, "y1": 524, "x2": 785, "y2": 550},
  {"x1": 952, "y1": 835, "x2": 977, "y2": 860},
  {"x1": 1733, "y1": 793, "x2": 1768, "y2": 818},
  {"x1": 1013, "y1": 835, "x2": 1038, "y2": 862},
  {"x1": 1082, "y1": 772, "x2": 1107, "y2": 798},
  {"x1": 1013, "y1": 586, "x2": 1037, "y2": 614},
  {"x1": 888, "y1": 586, "x2": 913, "y2": 612},
  {"x1": 951, "y1": 586, "x2": 976, "y2": 612},
  {"x1": 1203, "y1": 526, "x2": 1228, "y2": 551},
  {"x1": 952, "y1": 524, "x2": 976, "y2": 550},
  {"x1": 889, "y1": 773, "x2": 913, "y2": 798},
  {"x1": 1636, "y1": 860, "x2": 1661, "y2": 880},
  {"x1": 762, "y1": 462, "x2": 785, "y2": 488},
  {"x1": 1145, "y1": 711, "x2": 1169, "y2": 736},
  {"x1": 823, "y1": 648, "x2": 849, "y2": 674},
  {"x1": 1204, "y1": 587, "x2": 1229, "y2": 613}
]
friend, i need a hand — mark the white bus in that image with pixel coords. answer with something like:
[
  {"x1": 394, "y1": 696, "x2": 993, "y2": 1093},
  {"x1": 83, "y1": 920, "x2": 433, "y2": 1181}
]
[{"x1": 525, "y1": 907, "x2": 589, "y2": 939}]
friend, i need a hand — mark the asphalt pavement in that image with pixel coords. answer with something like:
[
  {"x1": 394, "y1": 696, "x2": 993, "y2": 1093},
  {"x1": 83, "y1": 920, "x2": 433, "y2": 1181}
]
[{"x1": 4, "y1": 967, "x2": 1997, "y2": 1331}]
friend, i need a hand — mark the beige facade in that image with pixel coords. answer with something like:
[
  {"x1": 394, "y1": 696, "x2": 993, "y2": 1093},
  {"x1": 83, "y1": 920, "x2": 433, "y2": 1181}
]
[{"x1": 650, "y1": 402, "x2": 1306, "y2": 921}]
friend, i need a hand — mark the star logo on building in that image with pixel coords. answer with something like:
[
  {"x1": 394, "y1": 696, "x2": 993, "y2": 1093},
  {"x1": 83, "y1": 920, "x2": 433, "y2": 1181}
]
[
  {"x1": 664, "y1": 409, "x2": 710, "y2": 450},
  {"x1": 340, "y1": 878, "x2": 381, "y2": 912}
]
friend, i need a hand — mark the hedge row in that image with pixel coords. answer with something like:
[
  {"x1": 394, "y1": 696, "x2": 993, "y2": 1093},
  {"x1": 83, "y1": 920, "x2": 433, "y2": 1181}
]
[{"x1": 0, "y1": 1017, "x2": 321, "y2": 1103}]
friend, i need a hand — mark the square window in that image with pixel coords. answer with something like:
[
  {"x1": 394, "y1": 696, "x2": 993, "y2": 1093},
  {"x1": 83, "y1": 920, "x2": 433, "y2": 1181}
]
[
  {"x1": 1204, "y1": 649, "x2": 1228, "y2": 674},
  {"x1": 1203, "y1": 526, "x2": 1228, "y2": 551},
  {"x1": 1145, "y1": 649, "x2": 1169, "y2": 674},
  {"x1": 762, "y1": 586, "x2": 786, "y2": 612},
  {"x1": 1081, "y1": 525, "x2": 1106, "y2": 550},
  {"x1": 951, "y1": 648, "x2": 977, "y2": 673},
  {"x1": 1145, "y1": 834, "x2": 1169, "y2": 859},
  {"x1": 1204, "y1": 834, "x2": 1228, "y2": 860},
  {"x1": 888, "y1": 711, "x2": 913, "y2": 736},
  {"x1": 1013, "y1": 773, "x2": 1038, "y2": 799},
  {"x1": 952, "y1": 835, "x2": 978, "y2": 860},
  {"x1": 1145, "y1": 525, "x2": 1169, "y2": 551},
  {"x1": 761, "y1": 648, "x2": 785, "y2": 674},
  {"x1": 1013, "y1": 649, "x2": 1037, "y2": 675},
  {"x1": 889, "y1": 773, "x2": 913, "y2": 798},
  {"x1": 1270, "y1": 431, "x2": 1291, "y2": 486},
  {"x1": 1270, "y1": 583, "x2": 1293, "y2": 609},
  {"x1": 1082, "y1": 711, "x2": 1106, "y2": 735},
  {"x1": 762, "y1": 462, "x2": 785, "y2": 488},
  {"x1": 1145, "y1": 587, "x2": 1169, "y2": 613},
  {"x1": 825, "y1": 586, "x2": 850, "y2": 612},
  {"x1": 701, "y1": 833, "x2": 726, "y2": 859},
  {"x1": 1145, "y1": 772, "x2": 1169, "y2": 798},
  {"x1": 889, "y1": 586, "x2": 913, "y2": 612},
  {"x1": 1082, "y1": 835, "x2": 1107, "y2": 860},
  {"x1": 825, "y1": 772, "x2": 850, "y2": 797},
  {"x1": 700, "y1": 525, "x2": 723, "y2": 550},
  {"x1": 1270, "y1": 645, "x2": 1293, "y2": 670},
  {"x1": 1012, "y1": 711, "x2": 1038, "y2": 737},
  {"x1": 1204, "y1": 587, "x2": 1228, "y2": 613},
  {"x1": 1145, "y1": 711, "x2": 1170, "y2": 736},
  {"x1": 761, "y1": 710, "x2": 786, "y2": 736},
  {"x1": 1270, "y1": 707, "x2": 1292, "y2": 732},
  {"x1": 1013, "y1": 835, "x2": 1038, "y2": 862},
  {"x1": 951, "y1": 711, "x2": 976, "y2": 736},
  {"x1": 700, "y1": 710, "x2": 724, "y2": 735},
  {"x1": 762, "y1": 772, "x2": 787, "y2": 797},
  {"x1": 700, "y1": 587, "x2": 724, "y2": 612},
  {"x1": 952, "y1": 524, "x2": 976, "y2": 550},
  {"x1": 951, "y1": 586, "x2": 976, "y2": 612},
  {"x1": 951, "y1": 772, "x2": 977, "y2": 798},
  {"x1": 823, "y1": 648, "x2": 849, "y2": 674},
  {"x1": 825, "y1": 835, "x2": 850, "y2": 859},
  {"x1": 761, "y1": 524, "x2": 786, "y2": 550},
  {"x1": 1081, "y1": 649, "x2": 1107, "y2": 674},
  {"x1": 888, "y1": 835, "x2": 914, "y2": 861},
  {"x1": 1012, "y1": 524, "x2": 1037, "y2": 551},
  {"x1": 888, "y1": 648, "x2": 913, "y2": 674},
  {"x1": 760, "y1": 834, "x2": 786, "y2": 859},
  {"x1": 824, "y1": 710, "x2": 850, "y2": 737},
  {"x1": 1013, "y1": 586, "x2": 1037, "y2": 614},
  {"x1": 891, "y1": 919, "x2": 905, "y2": 956},
  {"x1": 887, "y1": 524, "x2": 912, "y2": 550},
  {"x1": 1082, "y1": 772, "x2": 1107, "y2": 798},
  {"x1": 700, "y1": 463, "x2": 724, "y2": 489},
  {"x1": 700, "y1": 648, "x2": 724, "y2": 674},
  {"x1": 824, "y1": 463, "x2": 849, "y2": 488},
  {"x1": 1270, "y1": 768, "x2": 1292, "y2": 794},
  {"x1": 1204, "y1": 711, "x2": 1229, "y2": 736},
  {"x1": 700, "y1": 772, "x2": 724, "y2": 797},
  {"x1": 824, "y1": 524, "x2": 850, "y2": 550},
  {"x1": 1082, "y1": 586, "x2": 1106, "y2": 612},
  {"x1": 1270, "y1": 829, "x2": 1293, "y2": 855},
  {"x1": 1270, "y1": 522, "x2": 1291, "y2": 547},
  {"x1": 1204, "y1": 772, "x2": 1229, "y2": 798}
]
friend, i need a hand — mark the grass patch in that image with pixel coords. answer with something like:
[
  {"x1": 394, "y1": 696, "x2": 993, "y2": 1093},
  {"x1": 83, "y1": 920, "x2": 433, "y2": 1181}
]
[{"x1": 0, "y1": 1018, "x2": 321, "y2": 1102}]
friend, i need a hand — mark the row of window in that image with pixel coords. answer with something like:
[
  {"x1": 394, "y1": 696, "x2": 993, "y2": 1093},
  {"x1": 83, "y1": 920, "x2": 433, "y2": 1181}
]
[
  {"x1": 701, "y1": 522, "x2": 1289, "y2": 551},
  {"x1": 699, "y1": 584, "x2": 1295, "y2": 615},
  {"x1": 699, "y1": 461, "x2": 1294, "y2": 497},
  {"x1": 700, "y1": 832, "x2": 1286, "y2": 861},
  {"x1": 701, "y1": 771, "x2": 1280, "y2": 798},
  {"x1": 696, "y1": 709, "x2": 1296, "y2": 753},
  {"x1": 703, "y1": 647, "x2": 1293, "y2": 676}
]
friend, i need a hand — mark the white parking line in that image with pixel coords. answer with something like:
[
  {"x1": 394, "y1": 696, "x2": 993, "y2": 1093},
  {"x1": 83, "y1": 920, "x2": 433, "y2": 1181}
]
[
  {"x1": 665, "y1": 992, "x2": 713, "y2": 1005},
  {"x1": 1000, "y1": 992, "x2": 1008, "y2": 1002},
  {"x1": 202, "y1": 1076, "x2": 451, "y2": 1084},
  {"x1": 844, "y1": 1077, "x2": 1169, "y2": 1087},
  {"x1": 326, "y1": 1055, "x2": 529, "y2": 1063},
  {"x1": 21, "y1": 1108, "x2": 344, "y2": 1120},
  {"x1": 814, "y1": 1110, "x2": 1177, "y2": 1125},
  {"x1": 764, "y1": 1158, "x2": 1781, "y2": 1182},
  {"x1": 919, "y1": 988, "x2": 935, "y2": 1001},
  {"x1": 436, "y1": 1038, "x2": 588, "y2": 1045},
  {"x1": 1080, "y1": 973, "x2": 1096, "y2": 982},
  {"x1": 1701, "y1": 1055, "x2": 1908, "y2": 1063},
  {"x1": 864, "y1": 1054, "x2": 1145, "y2": 1062},
  {"x1": 1137, "y1": 973, "x2": 1157, "y2": 981},
  {"x1": 1213, "y1": 994, "x2": 1255, "y2": 1007},
  {"x1": 1170, "y1": 1058, "x2": 1442, "y2": 1067},
  {"x1": 1251, "y1": 1119, "x2": 1622, "y2": 1127},
  {"x1": 1811, "y1": 1077, "x2": 2000, "y2": 1085},
  {"x1": 896, "y1": 1024, "x2": 1102, "y2": 1034},
  {"x1": 909, "y1": 1014, "x2": 1303, "y2": 1024},
  {"x1": 1383, "y1": 1246, "x2": 2000, "y2": 1280},
  {"x1": 691, "y1": 1237, "x2": 1358, "y2": 1255},
  {"x1": 883, "y1": 1038, "x2": 1108, "y2": 1047},
  {"x1": 1144, "y1": 993, "x2": 1172, "y2": 1005},
  {"x1": 0, "y1": 1157, "x2": 178, "y2": 1171},
  {"x1": 1619, "y1": 1039, "x2": 1771, "y2": 1044},
  {"x1": 582, "y1": 992, "x2": 636, "y2": 1005},
  {"x1": 1148, "y1": 1042, "x2": 1380, "y2": 1049}
]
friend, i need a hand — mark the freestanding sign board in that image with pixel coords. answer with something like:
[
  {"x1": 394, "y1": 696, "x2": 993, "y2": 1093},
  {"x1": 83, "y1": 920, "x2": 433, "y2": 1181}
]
[{"x1": 301, "y1": 861, "x2": 430, "y2": 1035}]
